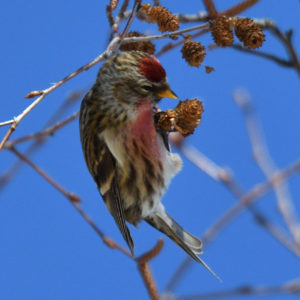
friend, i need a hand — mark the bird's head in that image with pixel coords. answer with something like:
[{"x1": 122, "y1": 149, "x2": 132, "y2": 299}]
[{"x1": 98, "y1": 51, "x2": 177, "y2": 107}]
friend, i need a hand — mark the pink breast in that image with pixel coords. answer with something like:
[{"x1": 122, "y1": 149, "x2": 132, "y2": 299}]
[{"x1": 130, "y1": 102, "x2": 161, "y2": 159}]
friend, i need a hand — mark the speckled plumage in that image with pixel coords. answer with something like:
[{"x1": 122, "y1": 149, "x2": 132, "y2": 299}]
[{"x1": 79, "y1": 51, "x2": 217, "y2": 278}]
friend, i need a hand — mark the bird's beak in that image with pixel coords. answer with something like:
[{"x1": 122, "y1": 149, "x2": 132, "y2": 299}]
[{"x1": 156, "y1": 88, "x2": 178, "y2": 99}]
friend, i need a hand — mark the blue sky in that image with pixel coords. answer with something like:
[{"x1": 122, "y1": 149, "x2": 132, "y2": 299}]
[{"x1": 0, "y1": 1, "x2": 300, "y2": 299}]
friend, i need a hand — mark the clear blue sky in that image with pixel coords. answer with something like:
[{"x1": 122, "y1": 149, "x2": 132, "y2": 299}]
[{"x1": 0, "y1": 1, "x2": 300, "y2": 299}]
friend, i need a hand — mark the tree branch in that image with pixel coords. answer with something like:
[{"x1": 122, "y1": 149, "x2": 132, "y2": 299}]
[
  {"x1": 174, "y1": 278, "x2": 300, "y2": 300},
  {"x1": 136, "y1": 239, "x2": 164, "y2": 300},
  {"x1": 234, "y1": 89, "x2": 300, "y2": 244},
  {"x1": 9, "y1": 147, "x2": 133, "y2": 258}
]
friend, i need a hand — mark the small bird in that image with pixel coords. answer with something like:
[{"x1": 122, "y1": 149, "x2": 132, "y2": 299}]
[{"x1": 80, "y1": 50, "x2": 217, "y2": 278}]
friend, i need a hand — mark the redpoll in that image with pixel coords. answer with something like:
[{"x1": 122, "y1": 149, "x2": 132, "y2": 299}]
[{"x1": 79, "y1": 51, "x2": 217, "y2": 278}]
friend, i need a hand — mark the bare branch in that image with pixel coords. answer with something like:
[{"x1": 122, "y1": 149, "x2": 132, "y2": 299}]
[
  {"x1": 110, "y1": 0, "x2": 142, "y2": 53},
  {"x1": 170, "y1": 136, "x2": 300, "y2": 252},
  {"x1": 112, "y1": 0, "x2": 131, "y2": 33},
  {"x1": 136, "y1": 239, "x2": 164, "y2": 300},
  {"x1": 156, "y1": 27, "x2": 210, "y2": 57},
  {"x1": 10, "y1": 147, "x2": 81, "y2": 203},
  {"x1": 122, "y1": 23, "x2": 210, "y2": 44},
  {"x1": 231, "y1": 19, "x2": 300, "y2": 76},
  {"x1": 176, "y1": 12, "x2": 209, "y2": 23},
  {"x1": 202, "y1": 0, "x2": 218, "y2": 18},
  {"x1": 174, "y1": 278, "x2": 300, "y2": 299},
  {"x1": 0, "y1": 36, "x2": 121, "y2": 151},
  {"x1": 0, "y1": 3, "x2": 210, "y2": 152},
  {"x1": 220, "y1": 0, "x2": 260, "y2": 17},
  {"x1": 165, "y1": 154, "x2": 300, "y2": 291},
  {"x1": 9, "y1": 147, "x2": 133, "y2": 258},
  {"x1": 232, "y1": 44, "x2": 294, "y2": 67},
  {"x1": 5, "y1": 112, "x2": 79, "y2": 148},
  {"x1": 0, "y1": 122, "x2": 17, "y2": 150},
  {"x1": 0, "y1": 119, "x2": 15, "y2": 127},
  {"x1": 137, "y1": 238, "x2": 164, "y2": 264},
  {"x1": 234, "y1": 89, "x2": 300, "y2": 244},
  {"x1": 0, "y1": 90, "x2": 83, "y2": 192},
  {"x1": 110, "y1": 0, "x2": 119, "y2": 11}
]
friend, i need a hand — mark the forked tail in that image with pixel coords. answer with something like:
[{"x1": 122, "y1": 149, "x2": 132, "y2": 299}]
[{"x1": 145, "y1": 210, "x2": 220, "y2": 281}]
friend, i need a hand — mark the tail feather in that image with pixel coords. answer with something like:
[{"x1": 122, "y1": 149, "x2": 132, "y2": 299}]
[{"x1": 146, "y1": 211, "x2": 220, "y2": 281}]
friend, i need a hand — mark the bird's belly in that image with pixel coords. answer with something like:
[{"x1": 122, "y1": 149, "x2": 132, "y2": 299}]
[
  {"x1": 103, "y1": 110, "x2": 182, "y2": 224},
  {"x1": 121, "y1": 132, "x2": 182, "y2": 223}
]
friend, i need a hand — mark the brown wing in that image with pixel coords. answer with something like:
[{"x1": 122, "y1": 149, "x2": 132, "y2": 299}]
[
  {"x1": 80, "y1": 97, "x2": 134, "y2": 255},
  {"x1": 96, "y1": 145, "x2": 134, "y2": 256}
]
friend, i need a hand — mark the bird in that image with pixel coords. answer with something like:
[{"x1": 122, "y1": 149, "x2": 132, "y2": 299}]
[{"x1": 79, "y1": 50, "x2": 218, "y2": 278}]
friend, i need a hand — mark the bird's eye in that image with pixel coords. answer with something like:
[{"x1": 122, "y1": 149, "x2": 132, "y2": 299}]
[{"x1": 142, "y1": 85, "x2": 152, "y2": 91}]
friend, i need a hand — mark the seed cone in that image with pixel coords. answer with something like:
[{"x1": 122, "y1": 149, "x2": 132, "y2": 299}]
[
  {"x1": 234, "y1": 18, "x2": 265, "y2": 49},
  {"x1": 210, "y1": 17, "x2": 234, "y2": 47},
  {"x1": 156, "y1": 99, "x2": 204, "y2": 136},
  {"x1": 181, "y1": 41, "x2": 206, "y2": 67},
  {"x1": 156, "y1": 110, "x2": 176, "y2": 131},
  {"x1": 141, "y1": 4, "x2": 179, "y2": 32},
  {"x1": 175, "y1": 99, "x2": 204, "y2": 136}
]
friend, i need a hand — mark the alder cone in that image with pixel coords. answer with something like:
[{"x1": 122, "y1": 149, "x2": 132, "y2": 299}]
[
  {"x1": 175, "y1": 99, "x2": 204, "y2": 136},
  {"x1": 211, "y1": 17, "x2": 234, "y2": 47},
  {"x1": 181, "y1": 41, "x2": 206, "y2": 67},
  {"x1": 141, "y1": 4, "x2": 179, "y2": 32},
  {"x1": 235, "y1": 18, "x2": 265, "y2": 49}
]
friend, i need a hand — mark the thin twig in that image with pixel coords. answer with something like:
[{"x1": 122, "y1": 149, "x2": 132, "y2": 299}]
[
  {"x1": 176, "y1": 12, "x2": 209, "y2": 23},
  {"x1": 0, "y1": 91, "x2": 83, "y2": 192},
  {"x1": 165, "y1": 156, "x2": 300, "y2": 291},
  {"x1": 113, "y1": 9, "x2": 132, "y2": 34},
  {"x1": 110, "y1": 0, "x2": 142, "y2": 53},
  {"x1": 257, "y1": 18, "x2": 300, "y2": 75},
  {"x1": 0, "y1": 9, "x2": 210, "y2": 151},
  {"x1": 232, "y1": 44, "x2": 294, "y2": 67},
  {"x1": 136, "y1": 239, "x2": 164, "y2": 300},
  {"x1": 10, "y1": 147, "x2": 81, "y2": 203},
  {"x1": 156, "y1": 28, "x2": 210, "y2": 57},
  {"x1": 176, "y1": 140, "x2": 300, "y2": 251},
  {"x1": 231, "y1": 19, "x2": 300, "y2": 76},
  {"x1": 220, "y1": 0, "x2": 260, "y2": 17},
  {"x1": 233, "y1": 89, "x2": 300, "y2": 244},
  {"x1": 0, "y1": 119, "x2": 15, "y2": 127},
  {"x1": 202, "y1": 0, "x2": 218, "y2": 18},
  {"x1": 0, "y1": 123, "x2": 17, "y2": 150},
  {"x1": 122, "y1": 23, "x2": 210, "y2": 45},
  {"x1": 137, "y1": 238, "x2": 164, "y2": 264},
  {"x1": 106, "y1": 4, "x2": 115, "y2": 27},
  {"x1": 119, "y1": 0, "x2": 129, "y2": 15},
  {"x1": 9, "y1": 147, "x2": 133, "y2": 258},
  {"x1": 8, "y1": 146, "x2": 171, "y2": 300},
  {"x1": 5, "y1": 111, "x2": 79, "y2": 148},
  {"x1": 0, "y1": 36, "x2": 120, "y2": 151},
  {"x1": 253, "y1": 210, "x2": 300, "y2": 256},
  {"x1": 175, "y1": 278, "x2": 300, "y2": 300},
  {"x1": 44, "y1": 89, "x2": 84, "y2": 127},
  {"x1": 121, "y1": 0, "x2": 141, "y2": 37},
  {"x1": 110, "y1": 0, "x2": 119, "y2": 11}
]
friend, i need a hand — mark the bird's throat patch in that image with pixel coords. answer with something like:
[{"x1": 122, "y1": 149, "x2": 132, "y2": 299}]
[{"x1": 129, "y1": 102, "x2": 161, "y2": 159}]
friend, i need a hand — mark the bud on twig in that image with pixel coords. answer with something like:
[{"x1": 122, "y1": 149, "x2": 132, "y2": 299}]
[{"x1": 110, "y1": 0, "x2": 119, "y2": 11}]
